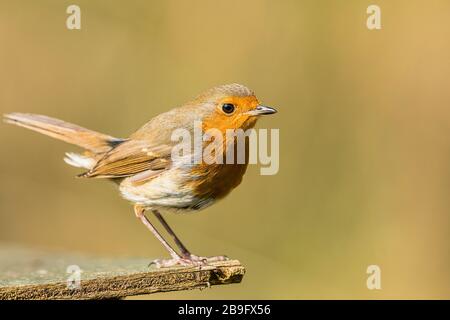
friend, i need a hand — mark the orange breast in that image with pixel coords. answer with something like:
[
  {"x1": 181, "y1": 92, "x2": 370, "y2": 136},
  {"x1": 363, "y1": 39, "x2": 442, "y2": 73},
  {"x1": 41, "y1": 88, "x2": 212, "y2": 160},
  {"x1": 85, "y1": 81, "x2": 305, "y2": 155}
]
[
  {"x1": 188, "y1": 161, "x2": 249, "y2": 200},
  {"x1": 187, "y1": 137, "x2": 251, "y2": 200}
]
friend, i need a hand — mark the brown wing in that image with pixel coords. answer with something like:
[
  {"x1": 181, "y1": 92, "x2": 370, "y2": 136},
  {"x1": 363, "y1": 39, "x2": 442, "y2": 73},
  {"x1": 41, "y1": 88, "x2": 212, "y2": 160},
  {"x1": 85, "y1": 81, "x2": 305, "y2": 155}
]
[{"x1": 80, "y1": 140, "x2": 172, "y2": 179}]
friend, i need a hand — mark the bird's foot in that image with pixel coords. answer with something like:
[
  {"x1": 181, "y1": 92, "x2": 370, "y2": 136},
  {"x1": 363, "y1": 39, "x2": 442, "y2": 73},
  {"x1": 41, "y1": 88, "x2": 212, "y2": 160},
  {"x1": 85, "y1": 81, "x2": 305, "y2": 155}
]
[
  {"x1": 149, "y1": 257, "x2": 203, "y2": 268},
  {"x1": 149, "y1": 254, "x2": 229, "y2": 268},
  {"x1": 183, "y1": 254, "x2": 229, "y2": 263}
]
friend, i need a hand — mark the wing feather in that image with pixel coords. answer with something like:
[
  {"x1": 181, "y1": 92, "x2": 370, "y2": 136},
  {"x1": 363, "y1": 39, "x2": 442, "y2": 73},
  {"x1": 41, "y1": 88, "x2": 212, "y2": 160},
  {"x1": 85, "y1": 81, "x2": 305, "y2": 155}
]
[{"x1": 81, "y1": 140, "x2": 172, "y2": 178}]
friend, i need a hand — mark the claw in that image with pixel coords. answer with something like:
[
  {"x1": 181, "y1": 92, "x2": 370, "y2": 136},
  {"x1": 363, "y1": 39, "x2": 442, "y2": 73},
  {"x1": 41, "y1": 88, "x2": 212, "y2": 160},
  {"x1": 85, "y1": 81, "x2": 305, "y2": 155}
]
[
  {"x1": 148, "y1": 255, "x2": 229, "y2": 268},
  {"x1": 183, "y1": 254, "x2": 229, "y2": 263},
  {"x1": 149, "y1": 257, "x2": 204, "y2": 268}
]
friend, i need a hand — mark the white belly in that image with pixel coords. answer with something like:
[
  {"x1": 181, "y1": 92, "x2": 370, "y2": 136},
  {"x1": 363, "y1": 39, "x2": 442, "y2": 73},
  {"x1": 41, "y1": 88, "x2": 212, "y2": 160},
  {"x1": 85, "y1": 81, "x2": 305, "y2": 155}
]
[{"x1": 118, "y1": 168, "x2": 215, "y2": 212}]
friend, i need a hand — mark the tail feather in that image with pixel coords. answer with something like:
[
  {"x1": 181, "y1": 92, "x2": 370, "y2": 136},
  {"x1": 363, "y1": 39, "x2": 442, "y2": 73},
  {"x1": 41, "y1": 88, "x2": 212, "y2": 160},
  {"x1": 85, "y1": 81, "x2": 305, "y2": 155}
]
[
  {"x1": 64, "y1": 152, "x2": 97, "y2": 169},
  {"x1": 4, "y1": 113, "x2": 123, "y2": 154}
]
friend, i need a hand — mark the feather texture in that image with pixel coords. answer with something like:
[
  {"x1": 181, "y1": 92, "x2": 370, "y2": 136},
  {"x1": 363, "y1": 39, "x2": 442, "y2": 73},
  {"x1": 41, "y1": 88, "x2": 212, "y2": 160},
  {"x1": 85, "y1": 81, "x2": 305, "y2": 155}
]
[{"x1": 4, "y1": 113, "x2": 123, "y2": 154}]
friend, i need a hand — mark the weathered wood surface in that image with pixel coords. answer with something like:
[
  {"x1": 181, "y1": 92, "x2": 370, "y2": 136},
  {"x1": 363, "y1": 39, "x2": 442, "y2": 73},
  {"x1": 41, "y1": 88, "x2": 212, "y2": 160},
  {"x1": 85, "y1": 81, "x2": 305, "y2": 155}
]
[{"x1": 0, "y1": 245, "x2": 245, "y2": 300}]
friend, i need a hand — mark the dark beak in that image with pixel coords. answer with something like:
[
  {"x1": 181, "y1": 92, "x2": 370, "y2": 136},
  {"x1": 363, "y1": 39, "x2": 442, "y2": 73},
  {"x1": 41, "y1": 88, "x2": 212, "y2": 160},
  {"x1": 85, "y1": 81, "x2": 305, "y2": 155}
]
[{"x1": 247, "y1": 105, "x2": 277, "y2": 116}]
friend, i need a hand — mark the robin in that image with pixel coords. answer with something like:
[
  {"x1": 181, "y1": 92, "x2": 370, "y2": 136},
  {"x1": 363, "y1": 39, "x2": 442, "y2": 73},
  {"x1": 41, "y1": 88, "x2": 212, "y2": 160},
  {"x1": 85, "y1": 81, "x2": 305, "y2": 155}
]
[{"x1": 4, "y1": 84, "x2": 277, "y2": 267}]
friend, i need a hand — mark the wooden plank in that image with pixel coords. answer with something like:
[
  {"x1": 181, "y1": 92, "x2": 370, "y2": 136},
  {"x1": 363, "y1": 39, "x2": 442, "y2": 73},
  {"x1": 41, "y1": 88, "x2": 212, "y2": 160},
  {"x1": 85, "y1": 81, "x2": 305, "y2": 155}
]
[{"x1": 0, "y1": 245, "x2": 245, "y2": 300}]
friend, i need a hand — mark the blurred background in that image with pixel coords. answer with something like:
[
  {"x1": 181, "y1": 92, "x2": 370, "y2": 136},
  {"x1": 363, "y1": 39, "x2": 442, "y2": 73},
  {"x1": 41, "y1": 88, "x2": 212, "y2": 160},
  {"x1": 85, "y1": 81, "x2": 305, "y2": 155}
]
[{"x1": 1, "y1": 0, "x2": 449, "y2": 299}]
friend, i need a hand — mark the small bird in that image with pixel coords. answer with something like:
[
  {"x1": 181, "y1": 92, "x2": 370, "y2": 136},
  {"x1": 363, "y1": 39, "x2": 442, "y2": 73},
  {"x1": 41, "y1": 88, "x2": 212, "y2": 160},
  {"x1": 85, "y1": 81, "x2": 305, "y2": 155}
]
[{"x1": 4, "y1": 84, "x2": 276, "y2": 267}]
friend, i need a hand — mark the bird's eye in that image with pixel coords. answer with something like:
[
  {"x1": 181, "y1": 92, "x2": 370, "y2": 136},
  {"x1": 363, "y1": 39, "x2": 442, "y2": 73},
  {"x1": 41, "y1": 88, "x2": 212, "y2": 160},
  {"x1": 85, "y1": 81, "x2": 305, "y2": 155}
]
[{"x1": 222, "y1": 103, "x2": 235, "y2": 114}]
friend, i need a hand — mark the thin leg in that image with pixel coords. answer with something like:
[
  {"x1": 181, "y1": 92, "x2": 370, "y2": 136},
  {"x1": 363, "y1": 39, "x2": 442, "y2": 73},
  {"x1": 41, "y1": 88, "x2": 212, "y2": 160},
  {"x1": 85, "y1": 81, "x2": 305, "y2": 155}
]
[
  {"x1": 152, "y1": 209, "x2": 191, "y2": 257},
  {"x1": 152, "y1": 209, "x2": 229, "y2": 264},
  {"x1": 134, "y1": 205, "x2": 180, "y2": 260},
  {"x1": 134, "y1": 205, "x2": 205, "y2": 268}
]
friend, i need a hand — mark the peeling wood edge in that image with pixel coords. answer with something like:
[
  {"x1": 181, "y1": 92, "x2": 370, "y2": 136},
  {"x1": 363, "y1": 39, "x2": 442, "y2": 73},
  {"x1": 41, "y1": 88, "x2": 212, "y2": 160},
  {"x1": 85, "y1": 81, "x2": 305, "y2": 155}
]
[{"x1": 0, "y1": 260, "x2": 245, "y2": 300}]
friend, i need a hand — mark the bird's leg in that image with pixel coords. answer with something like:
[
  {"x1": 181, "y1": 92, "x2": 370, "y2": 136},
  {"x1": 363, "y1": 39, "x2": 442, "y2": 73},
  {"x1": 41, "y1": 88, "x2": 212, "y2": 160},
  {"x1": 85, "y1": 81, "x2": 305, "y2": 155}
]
[
  {"x1": 152, "y1": 209, "x2": 229, "y2": 264},
  {"x1": 152, "y1": 209, "x2": 191, "y2": 257},
  {"x1": 134, "y1": 205, "x2": 199, "y2": 268}
]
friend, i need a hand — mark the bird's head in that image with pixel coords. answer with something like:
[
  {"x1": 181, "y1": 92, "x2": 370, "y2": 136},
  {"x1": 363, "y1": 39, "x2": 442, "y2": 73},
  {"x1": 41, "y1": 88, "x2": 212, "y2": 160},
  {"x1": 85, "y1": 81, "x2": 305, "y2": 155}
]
[{"x1": 193, "y1": 84, "x2": 277, "y2": 132}]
